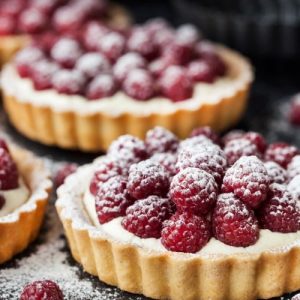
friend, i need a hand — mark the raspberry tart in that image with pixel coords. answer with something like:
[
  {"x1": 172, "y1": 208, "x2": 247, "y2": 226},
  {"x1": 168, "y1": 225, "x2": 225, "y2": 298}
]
[
  {"x1": 2, "y1": 19, "x2": 253, "y2": 152},
  {"x1": 57, "y1": 126, "x2": 300, "y2": 300},
  {"x1": 0, "y1": 138, "x2": 52, "y2": 263},
  {"x1": 0, "y1": 0, "x2": 130, "y2": 67}
]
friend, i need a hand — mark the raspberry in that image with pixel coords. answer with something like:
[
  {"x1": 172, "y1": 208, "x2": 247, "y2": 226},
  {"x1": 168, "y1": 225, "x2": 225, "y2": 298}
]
[
  {"x1": 89, "y1": 158, "x2": 124, "y2": 196},
  {"x1": 19, "y1": 8, "x2": 48, "y2": 34},
  {"x1": 224, "y1": 138, "x2": 261, "y2": 166},
  {"x1": 0, "y1": 148, "x2": 19, "y2": 190},
  {"x1": 176, "y1": 24, "x2": 200, "y2": 46},
  {"x1": 159, "y1": 66, "x2": 193, "y2": 102},
  {"x1": 0, "y1": 15, "x2": 16, "y2": 35},
  {"x1": 289, "y1": 94, "x2": 300, "y2": 125},
  {"x1": 189, "y1": 126, "x2": 220, "y2": 144},
  {"x1": 30, "y1": 0, "x2": 59, "y2": 14},
  {"x1": 264, "y1": 142, "x2": 299, "y2": 168},
  {"x1": 222, "y1": 156, "x2": 269, "y2": 208},
  {"x1": 0, "y1": 138, "x2": 9, "y2": 152},
  {"x1": 83, "y1": 21, "x2": 110, "y2": 51},
  {"x1": 149, "y1": 58, "x2": 171, "y2": 78},
  {"x1": 187, "y1": 60, "x2": 218, "y2": 83},
  {"x1": 178, "y1": 135, "x2": 213, "y2": 152},
  {"x1": 170, "y1": 168, "x2": 218, "y2": 215},
  {"x1": 264, "y1": 161, "x2": 287, "y2": 184},
  {"x1": 153, "y1": 28, "x2": 175, "y2": 52},
  {"x1": 127, "y1": 160, "x2": 170, "y2": 199},
  {"x1": 0, "y1": 195, "x2": 6, "y2": 210},
  {"x1": 258, "y1": 184, "x2": 300, "y2": 233},
  {"x1": 150, "y1": 153, "x2": 177, "y2": 176},
  {"x1": 145, "y1": 18, "x2": 170, "y2": 36},
  {"x1": 54, "y1": 163, "x2": 77, "y2": 188},
  {"x1": 122, "y1": 69, "x2": 155, "y2": 100},
  {"x1": 95, "y1": 175, "x2": 134, "y2": 224},
  {"x1": 20, "y1": 280, "x2": 63, "y2": 300},
  {"x1": 162, "y1": 39, "x2": 193, "y2": 65},
  {"x1": 161, "y1": 212, "x2": 211, "y2": 253},
  {"x1": 145, "y1": 126, "x2": 179, "y2": 155},
  {"x1": 212, "y1": 193, "x2": 259, "y2": 247},
  {"x1": 244, "y1": 132, "x2": 267, "y2": 154},
  {"x1": 0, "y1": 0, "x2": 25, "y2": 18},
  {"x1": 33, "y1": 32, "x2": 59, "y2": 53},
  {"x1": 292, "y1": 294, "x2": 300, "y2": 300},
  {"x1": 176, "y1": 143, "x2": 227, "y2": 184},
  {"x1": 108, "y1": 135, "x2": 148, "y2": 164},
  {"x1": 222, "y1": 130, "x2": 245, "y2": 145},
  {"x1": 287, "y1": 175, "x2": 300, "y2": 202},
  {"x1": 86, "y1": 74, "x2": 117, "y2": 100},
  {"x1": 287, "y1": 155, "x2": 300, "y2": 180},
  {"x1": 122, "y1": 196, "x2": 172, "y2": 238}
]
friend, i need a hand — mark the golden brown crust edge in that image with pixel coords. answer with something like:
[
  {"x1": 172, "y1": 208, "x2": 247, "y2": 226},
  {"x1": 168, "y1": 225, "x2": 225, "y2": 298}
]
[{"x1": 0, "y1": 145, "x2": 52, "y2": 264}]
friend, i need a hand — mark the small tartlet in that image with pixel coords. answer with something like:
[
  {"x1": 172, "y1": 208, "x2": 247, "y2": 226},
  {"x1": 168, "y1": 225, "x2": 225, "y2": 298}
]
[{"x1": 0, "y1": 143, "x2": 52, "y2": 264}]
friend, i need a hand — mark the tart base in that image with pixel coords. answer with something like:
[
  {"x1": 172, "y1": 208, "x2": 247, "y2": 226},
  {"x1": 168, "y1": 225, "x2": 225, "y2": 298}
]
[{"x1": 0, "y1": 144, "x2": 52, "y2": 264}]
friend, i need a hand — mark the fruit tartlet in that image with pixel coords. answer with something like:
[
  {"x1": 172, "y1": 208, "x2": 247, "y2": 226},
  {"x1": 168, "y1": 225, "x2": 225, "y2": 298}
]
[
  {"x1": 0, "y1": 138, "x2": 52, "y2": 263},
  {"x1": 1, "y1": 19, "x2": 253, "y2": 152},
  {"x1": 57, "y1": 126, "x2": 300, "y2": 300},
  {"x1": 0, "y1": 0, "x2": 130, "y2": 67}
]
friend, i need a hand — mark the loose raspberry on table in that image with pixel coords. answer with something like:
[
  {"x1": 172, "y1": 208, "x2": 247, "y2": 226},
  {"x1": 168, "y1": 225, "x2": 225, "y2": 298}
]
[
  {"x1": 212, "y1": 193, "x2": 259, "y2": 247},
  {"x1": 258, "y1": 183, "x2": 300, "y2": 233},
  {"x1": 54, "y1": 163, "x2": 78, "y2": 188},
  {"x1": 95, "y1": 175, "x2": 134, "y2": 224},
  {"x1": 189, "y1": 126, "x2": 220, "y2": 144},
  {"x1": 145, "y1": 126, "x2": 179, "y2": 155},
  {"x1": 161, "y1": 212, "x2": 211, "y2": 253},
  {"x1": 287, "y1": 175, "x2": 300, "y2": 202},
  {"x1": 264, "y1": 161, "x2": 287, "y2": 184},
  {"x1": 0, "y1": 148, "x2": 19, "y2": 190},
  {"x1": 221, "y1": 130, "x2": 245, "y2": 145},
  {"x1": 0, "y1": 195, "x2": 6, "y2": 210},
  {"x1": 127, "y1": 159, "x2": 170, "y2": 199},
  {"x1": 170, "y1": 168, "x2": 218, "y2": 215},
  {"x1": 287, "y1": 155, "x2": 300, "y2": 180},
  {"x1": 244, "y1": 132, "x2": 267, "y2": 154},
  {"x1": 264, "y1": 142, "x2": 299, "y2": 168},
  {"x1": 20, "y1": 280, "x2": 63, "y2": 300},
  {"x1": 150, "y1": 152, "x2": 177, "y2": 176},
  {"x1": 122, "y1": 196, "x2": 173, "y2": 238},
  {"x1": 222, "y1": 156, "x2": 269, "y2": 208}
]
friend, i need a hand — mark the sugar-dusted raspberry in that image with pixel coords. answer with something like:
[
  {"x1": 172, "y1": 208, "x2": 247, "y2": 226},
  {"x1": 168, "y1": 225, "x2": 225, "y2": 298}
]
[
  {"x1": 86, "y1": 73, "x2": 118, "y2": 100},
  {"x1": 178, "y1": 135, "x2": 213, "y2": 152},
  {"x1": 176, "y1": 142, "x2": 227, "y2": 184},
  {"x1": 15, "y1": 46, "x2": 45, "y2": 78},
  {"x1": 0, "y1": 195, "x2": 5, "y2": 210},
  {"x1": 108, "y1": 135, "x2": 148, "y2": 164},
  {"x1": 149, "y1": 58, "x2": 171, "y2": 78},
  {"x1": 221, "y1": 130, "x2": 245, "y2": 145},
  {"x1": 170, "y1": 168, "x2": 218, "y2": 215},
  {"x1": 122, "y1": 69, "x2": 155, "y2": 100},
  {"x1": 161, "y1": 212, "x2": 211, "y2": 253},
  {"x1": 30, "y1": 0, "x2": 59, "y2": 14},
  {"x1": 212, "y1": 193, "x2": 259, "y2": 247},
  {"x1": 52, "y1": 69, "x2": 86, "y2": 95},
  {"x1": 222, "y1": 156, "x2": 269, "y2": 208},
  {"x1": 113, "y1": 52, "x2": 147, "y2": 83},
  {"x1": 264, "y1": 161, "x2": 287, "y2": 184},
  {"x1": 54, "y1": 163, "x2": 77, "y2": 188},
  {"x1": 145, "y1": 18, "x2": 170, "y2": 37},
  {"x1": 264, "y1": 142, "x2": 299, "y2": 168},
  {"x1": 20, "y1": 280, "x2": 63, "y2": 300},
  {"x1": 287, "y1": 175, "x2": 300, "y2": 202},
  {"x1": 224, "y1": 138, "x2": 261, "y2": 166},
  {"x1": 50, "y1": 38, "x2": 82, "y2": 69},
  {"x1": 289, "y1": 94, "x2": 300, "y2": 125},
  {"x1": 0, "y1": 139, "x2": 9, "y2": 152},
  {"x1": 83, "y1": 21, "x2": 110, "y2": 51},
  {"x1": 145, "y1": 126, "x2": 179, "y2": 155},
  {"x1": 287, "y1": 155, "x2": 300, "y2": 180},
  {"x1": 0, "y1": 15, "x2": 16, "y2": 35},
  {"x1": 162, "y1": 39, "x2": 193, "y2": 65},
  {"x1": 258, "y1": 183, "x2": 300, "y2": 233},
  {"x1": 89, "y1": 158, "x2": 124, "y2": 196},
  {"x1": 176, "y1": 24, "x2": 200, "y2": 46},
  {"x1": 19, "y1": 8, "x2": 48, "y2": 34},
  {"x1": 1, "y1": 0, "x2": 25, "y2": 17},
  {"x1": 0, "y1": 148, "x2": 19, "y2": 190},
  {"x1": 153, "y1": 27, "x2": 175, "y2": 52},
  {"x1": 150, "y1": 152, "x2": 177, "y2": 176},
  {"x1": 190, "y1": 126, "x2": 220, "y2": 144},
  {"x1": 127, "y1": 159, "x2": 170, "y2": 199},
  {"x1": 187, "y1": 60, "x2": 218, "y2": 83},
  {"x1": 159, "y1": 65, "x2": 193, "y2": 102},
  {"x1": 95, "y1": 175, "x2": 134, "y2": 224},
  {"x1": 75, "y1": 52, "x2": 110, "y2": 78},
  {"x1": 243, "y1": 132, "x2": 267, "y2": 154},
  {"x1": 122, "y1": 196, "x2": 172, "y2": 238},
  {"x1": 292, "y1": 294, "x2": 300, "y2": 300}
]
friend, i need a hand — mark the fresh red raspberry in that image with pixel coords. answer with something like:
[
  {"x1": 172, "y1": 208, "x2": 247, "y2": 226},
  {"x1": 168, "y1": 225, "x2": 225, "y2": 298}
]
[
  {"x1": 159, "y1": 66, "x2": 193, "y2": 102},
  {"x1": 108, "y1": 135, "x2": 148, "y2": 164},
  {"x1": 258, "y1": 183, "x2": 300, "y2": 233},
  {"x1": 161, "y1": 212, "x2": 211, "y2": 253},
  {"x1": 145, "y1": 18, "x2": 170, "y2": 37},
  {"x1": 86, "y1": 74, "x2": 118, "y2": 100},
  {"x1": 203, "y1": 55, "x2": 227, "y2": 77},
  {"x1": 287, "y1": 175, "x2": 300, "y2": 202},
  {"x1": 264, "y1": 142, "x2": 299, "y2": 168},
  {"x1": 18, "y1": 8, "x2": 48, "y2": 34},
  {"x1": 89, "y1": 158, "x2": 124, "y2": 196},
  {"x1": 145, "y1": 126, "x2": 179, "y2": 155},
  {"x1": 50, "y1": 38, "x2": 82, "y2": 69},
  {"x1": 178, "y1": 135, "x2": 213, "y2": 152},
  {"x1": 287, "y1": 155, "x2": 300, "y2": 180},
  {"x1": 289, "y1": 94, "x2": 300, "y2": 125},
  {"x1": 0, "y1": 0, "x2": 25, "y2": 18},
  {"x1": 75, "y1": 52, "x2": 110, "y2": 79},
  {"x1": 20, "y1": 280, "x2": 63, "y2": 300},
  {"x1": 190, "y1": 126, "x2": 220, "y2": 144},
  {"x1": 222, "y1": 156, "x2": 269, "y2": 208},
  {"x1": 224, "y1": 138, "x2": 261, "y2": 166},
  {"x1": 162, "y1": 39, "x2": 193, "y2": 65},
  {"x1": 292, "y1": 294, "x2": 300, "y2": 300},
  {"x1": 0, "y1": 15, "x2": 16, "y2": 35},
  {"x1": 113, "y1": 52, "x2": 146, "y2": 83},
  {"x1": 221, "y1": 130, "x2": 245, "y2": 145},
  {"x1": 95, "y1": 175, "x2": 134, "y2": 224},
  {"x1": 150, "y1": 153, "x2": 177, "y2": 176},
  {"x1": 176, "y1": 24, "x2": 200, "y2": 46},
  {"x1": 30, "y1": 0, "x2": 59, "y2": 14},
  {"x1": 243, "y1": 132, "x2": 267, "y2": 154},
  {"x1": 176, "y1": 143, "x2": 227, "y2": 184},
  {"x1": 52, "y1": 69, "x2": 86, "y2": 95},
  {"x1": 122, "y1": 196, "x2": 173, "y2": 238},
  {"x1": 149, "y1": 58, "x2": 171, "y2": 78},
  {"x1": 264, "y1": 161, "x2": 287, "y2": 184},
  {"x1": 170, "y1": 168, "x2": 218, "y2": 215},
  {"x1": 54, "y1": 163, "x2": 78, "y2": 188},
  {"x1": 212, "y1": 193, "x2": 259, "y2": 247},
  {"x1": 153, "y1": 27, "x2": 175, "y2": 52},
  {"x1": 127, "y1": 159, "x2": 170, "y2": 199},
  {"x1": 0, "y1": 148, "x2": 19, "y2": 190},
  {"x1": 187, "y1": 60, "x2": 218, "y2": 83},
  {"x1": 0, "y1": 195, "x2": 5, "y2": 210},
  {"x1": 122, "y1": 69, "x2": 155, "y2": 100}
]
